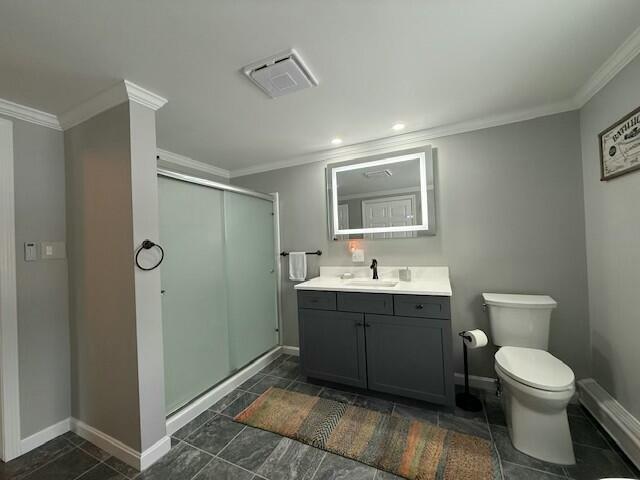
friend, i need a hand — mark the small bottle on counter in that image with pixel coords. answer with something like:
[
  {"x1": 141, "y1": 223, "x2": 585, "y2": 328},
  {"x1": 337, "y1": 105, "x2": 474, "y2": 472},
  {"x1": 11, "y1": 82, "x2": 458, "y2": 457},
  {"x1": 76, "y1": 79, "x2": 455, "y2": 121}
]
[{"x1": 399, "y1": 267, "x2": 411, "y2": 282}]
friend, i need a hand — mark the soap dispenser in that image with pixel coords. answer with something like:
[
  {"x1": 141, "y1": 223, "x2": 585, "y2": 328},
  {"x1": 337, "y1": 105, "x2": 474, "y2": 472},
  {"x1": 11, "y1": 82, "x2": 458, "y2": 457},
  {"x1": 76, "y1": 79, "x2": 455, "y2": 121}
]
[{"x1": 399, "y1": 267, "x2": 411, "y2": 282}]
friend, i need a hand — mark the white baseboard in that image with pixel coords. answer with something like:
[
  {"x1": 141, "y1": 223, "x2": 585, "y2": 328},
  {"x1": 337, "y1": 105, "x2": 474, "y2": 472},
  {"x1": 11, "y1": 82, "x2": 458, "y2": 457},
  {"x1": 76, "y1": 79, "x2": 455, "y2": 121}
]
[
  {"x1": 454, "y1": 373, "x2": 497, "y2": 393},
  {"x1": 20, "y1": 418, "x2": 70, "y2": 455},
  {"x1": 281, "y1": 345, "x2": 300, "y2": 356},
  {"x1": 71, "y1": 418, "x2": 170, "y2": 471},
  {"x1": 578, "y1": 378, "x2": 640, "y2": 470},
  {"x1": 166, "y1": 346, "x2": 284, "y2": 436}
]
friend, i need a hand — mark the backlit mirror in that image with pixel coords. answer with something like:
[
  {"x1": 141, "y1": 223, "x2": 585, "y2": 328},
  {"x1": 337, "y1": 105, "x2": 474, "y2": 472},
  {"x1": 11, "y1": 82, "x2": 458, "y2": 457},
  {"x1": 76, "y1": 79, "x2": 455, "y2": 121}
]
[{"x1": 327, "y1": 147, "x2": 435, "y2": 240}]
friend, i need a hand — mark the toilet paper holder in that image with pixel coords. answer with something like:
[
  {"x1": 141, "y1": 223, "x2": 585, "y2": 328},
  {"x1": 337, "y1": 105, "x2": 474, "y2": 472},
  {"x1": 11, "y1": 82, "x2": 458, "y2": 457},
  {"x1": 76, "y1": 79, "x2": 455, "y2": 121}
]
[{"x1": 456, "y1": 330, "x2": 484, "y2": 412}]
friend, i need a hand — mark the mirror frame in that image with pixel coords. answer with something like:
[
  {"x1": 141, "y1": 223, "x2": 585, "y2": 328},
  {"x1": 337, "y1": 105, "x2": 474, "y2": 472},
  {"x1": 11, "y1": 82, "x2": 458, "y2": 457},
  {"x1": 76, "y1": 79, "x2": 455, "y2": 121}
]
[{"x1": 327, "y1": 147, "x2": 435, "y2": 239}]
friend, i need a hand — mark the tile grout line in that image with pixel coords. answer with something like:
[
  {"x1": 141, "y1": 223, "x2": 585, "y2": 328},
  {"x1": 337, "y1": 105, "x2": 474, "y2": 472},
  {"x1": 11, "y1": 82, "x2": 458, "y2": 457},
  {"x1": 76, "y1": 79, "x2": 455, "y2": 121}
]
[
  {"x1": 188, "y1": 455, "x2": 215, "y2": 480},
  {"x1": 19, "y1": 442, "x2": 81, "y2": 480},
  {"x1": 70, "y1": 461, "x2": 106, "y2": 480},
  {"x1": 212, "y1": 425, "x2": 248, "y2": 458},
  {"x1": 482, "y1": 398, "x2": 505, "y2": 480},
  {"x1": 211, "y1": 453, "x2": 269, "y2": 479},
  {"x1": 308, "y1": 451, "x2": 328, "y2": 480}
]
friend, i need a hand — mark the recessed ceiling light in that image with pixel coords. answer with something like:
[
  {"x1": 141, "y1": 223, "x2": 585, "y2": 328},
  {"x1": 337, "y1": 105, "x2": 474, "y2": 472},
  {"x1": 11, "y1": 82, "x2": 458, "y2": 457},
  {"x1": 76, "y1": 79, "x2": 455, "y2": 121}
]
[
  {"x1": 331, "y1": 138, "x2": 343, "y2": 145},
  {"x1": 392, "y1": 122, "x2": 406, "y2": 131}
]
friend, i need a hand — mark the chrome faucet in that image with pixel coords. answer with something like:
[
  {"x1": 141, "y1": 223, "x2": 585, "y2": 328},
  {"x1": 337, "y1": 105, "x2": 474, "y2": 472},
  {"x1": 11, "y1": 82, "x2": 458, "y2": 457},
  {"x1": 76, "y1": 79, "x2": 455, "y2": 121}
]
[{"x1": 370, "y1": 259, "x2": 378, "y2": 280}]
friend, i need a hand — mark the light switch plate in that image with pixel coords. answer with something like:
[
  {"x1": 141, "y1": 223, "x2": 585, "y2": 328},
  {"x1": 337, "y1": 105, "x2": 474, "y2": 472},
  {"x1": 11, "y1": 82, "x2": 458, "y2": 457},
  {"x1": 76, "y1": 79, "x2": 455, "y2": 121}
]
[
  {"x1": 352, "y1": 249, "x2": 365, "y2": 263},
  {"x1": 24, "y1": 242, "x2": 37, "y2": 262},
  {"x1": 40, "y1": 241, "x2": 66, "y2": 260}
]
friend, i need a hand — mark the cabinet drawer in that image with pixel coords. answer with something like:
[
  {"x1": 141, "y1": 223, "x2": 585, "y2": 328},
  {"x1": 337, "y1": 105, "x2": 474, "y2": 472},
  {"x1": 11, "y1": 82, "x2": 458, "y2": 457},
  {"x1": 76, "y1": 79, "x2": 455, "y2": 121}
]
[
  {"x1": 337, "y1": 292, "x2": 393, "y2": 315},
  {"x1": 297, "y1": 291, "x2": 336, "y2": 311},
  {"x1": 393, "y1": 295, "x2": 450, "y2": 319}
]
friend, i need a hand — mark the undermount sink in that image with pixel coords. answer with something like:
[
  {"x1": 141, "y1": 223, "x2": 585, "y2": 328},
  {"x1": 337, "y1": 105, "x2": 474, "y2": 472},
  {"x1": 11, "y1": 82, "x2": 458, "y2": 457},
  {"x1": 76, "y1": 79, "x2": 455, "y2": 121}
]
[{"x1": 346, "y1": 279, "x2": 399, "y2": 288}]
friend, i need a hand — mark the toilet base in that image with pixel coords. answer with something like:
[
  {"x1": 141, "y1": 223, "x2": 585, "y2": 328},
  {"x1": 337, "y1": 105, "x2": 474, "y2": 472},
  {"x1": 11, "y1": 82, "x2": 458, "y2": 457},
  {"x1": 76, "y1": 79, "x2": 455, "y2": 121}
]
[{"x1": 497, "y1": 366, "x2": 575, "y2": 465}]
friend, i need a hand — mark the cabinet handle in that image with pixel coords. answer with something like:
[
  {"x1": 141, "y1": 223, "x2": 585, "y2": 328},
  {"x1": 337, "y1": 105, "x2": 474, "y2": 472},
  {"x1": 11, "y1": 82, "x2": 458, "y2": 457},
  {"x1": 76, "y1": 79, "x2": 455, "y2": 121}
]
[
  {"x1": 364, "y1": 323, "x2": 371, "y2": 327},
  {"x1": 415, "y1": 304, "x2": 424, "y2": 310},
  {"x1": 355, "y1": 322, "x2": 364, "y2": 327}
]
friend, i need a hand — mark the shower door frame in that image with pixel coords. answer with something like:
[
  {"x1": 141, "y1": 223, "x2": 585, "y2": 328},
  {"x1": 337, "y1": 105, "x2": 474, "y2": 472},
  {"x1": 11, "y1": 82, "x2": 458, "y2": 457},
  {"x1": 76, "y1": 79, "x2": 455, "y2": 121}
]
[{"x1": 156, "y1": 167, "x2": 282, "y2": 364}]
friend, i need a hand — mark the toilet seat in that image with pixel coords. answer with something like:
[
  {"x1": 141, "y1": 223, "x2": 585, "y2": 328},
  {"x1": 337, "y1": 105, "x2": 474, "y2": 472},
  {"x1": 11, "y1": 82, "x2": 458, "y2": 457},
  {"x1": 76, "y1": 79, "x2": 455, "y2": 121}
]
[{"x1": 495, "y1": 346, "x2": 574, "y2": 392}]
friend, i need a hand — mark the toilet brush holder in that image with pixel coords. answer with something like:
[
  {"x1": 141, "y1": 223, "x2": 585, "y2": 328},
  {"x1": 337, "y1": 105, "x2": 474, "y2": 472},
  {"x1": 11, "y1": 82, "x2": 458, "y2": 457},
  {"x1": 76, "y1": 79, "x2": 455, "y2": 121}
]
[{"x1": 456, "y1": 331, "x2": 483, "y2": 412}]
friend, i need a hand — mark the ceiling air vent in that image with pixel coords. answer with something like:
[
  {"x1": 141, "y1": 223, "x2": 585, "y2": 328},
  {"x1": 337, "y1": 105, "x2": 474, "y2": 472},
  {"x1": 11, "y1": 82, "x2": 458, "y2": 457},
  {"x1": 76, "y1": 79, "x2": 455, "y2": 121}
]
[{"x1": 243, "y1": 49, "x2": 318, "y2": 98}]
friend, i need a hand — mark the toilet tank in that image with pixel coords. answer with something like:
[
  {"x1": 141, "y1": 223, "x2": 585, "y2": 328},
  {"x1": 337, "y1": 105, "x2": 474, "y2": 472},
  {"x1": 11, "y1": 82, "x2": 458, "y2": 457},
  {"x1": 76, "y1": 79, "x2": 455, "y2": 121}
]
[{"x1": 482, "y1": 293, "x2": 557, "y2": 350}]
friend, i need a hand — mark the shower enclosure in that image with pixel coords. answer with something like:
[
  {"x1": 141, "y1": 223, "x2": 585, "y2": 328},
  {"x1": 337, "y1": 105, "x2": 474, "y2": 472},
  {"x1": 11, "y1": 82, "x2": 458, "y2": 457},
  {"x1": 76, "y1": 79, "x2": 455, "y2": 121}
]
[{"x1": 157, "y1": 170, "x2": 279, "y2": 414}]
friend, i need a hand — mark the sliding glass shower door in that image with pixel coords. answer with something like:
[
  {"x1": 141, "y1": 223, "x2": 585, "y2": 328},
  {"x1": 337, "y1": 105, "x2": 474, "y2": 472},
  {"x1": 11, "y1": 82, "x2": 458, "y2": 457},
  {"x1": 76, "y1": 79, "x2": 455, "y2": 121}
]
[
  {"x1": 224, "y1": 191, "x2": 278, "y2": 371},
  {"x1": 158, "y1": 174, "x2": 278, "y2": 415},
  {"x1": 158, "y1": 176, "x2": 230, "y2": 413}
]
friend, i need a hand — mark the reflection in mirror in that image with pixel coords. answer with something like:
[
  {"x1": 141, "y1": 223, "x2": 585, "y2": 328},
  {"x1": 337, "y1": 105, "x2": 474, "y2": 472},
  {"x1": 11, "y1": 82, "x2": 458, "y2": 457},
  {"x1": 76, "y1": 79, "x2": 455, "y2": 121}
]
[{"x1": 327, "y1": 148, "x2": 435, "y2": 240}]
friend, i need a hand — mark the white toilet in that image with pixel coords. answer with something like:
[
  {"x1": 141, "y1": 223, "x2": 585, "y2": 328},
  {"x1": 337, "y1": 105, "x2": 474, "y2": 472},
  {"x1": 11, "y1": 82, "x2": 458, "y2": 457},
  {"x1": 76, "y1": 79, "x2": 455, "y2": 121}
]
[{"x1": 483, "y1": 293, "x2": 576, "y2": 465}]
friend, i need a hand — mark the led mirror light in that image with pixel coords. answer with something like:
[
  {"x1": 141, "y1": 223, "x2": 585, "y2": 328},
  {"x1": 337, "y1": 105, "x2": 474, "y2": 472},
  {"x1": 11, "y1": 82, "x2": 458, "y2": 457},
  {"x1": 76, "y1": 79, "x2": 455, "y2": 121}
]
[{"x1": 330, "y1": 151, "x2": 430, "y2": 236}]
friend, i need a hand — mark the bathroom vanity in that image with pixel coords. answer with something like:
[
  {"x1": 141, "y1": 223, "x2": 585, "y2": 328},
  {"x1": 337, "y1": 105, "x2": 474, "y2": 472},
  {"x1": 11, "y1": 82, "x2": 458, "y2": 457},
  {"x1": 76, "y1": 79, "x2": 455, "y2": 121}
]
[{"x1": 295, "y1": 267, "x2": 454, "y2": 406}]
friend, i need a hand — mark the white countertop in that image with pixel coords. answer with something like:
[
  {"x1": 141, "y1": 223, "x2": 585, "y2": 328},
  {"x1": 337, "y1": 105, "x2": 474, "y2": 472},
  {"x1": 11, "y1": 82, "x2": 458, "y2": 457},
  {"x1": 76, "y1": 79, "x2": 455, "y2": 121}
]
[{"x1": 294, "y1": 266, "x2": 452, "y2": 296}]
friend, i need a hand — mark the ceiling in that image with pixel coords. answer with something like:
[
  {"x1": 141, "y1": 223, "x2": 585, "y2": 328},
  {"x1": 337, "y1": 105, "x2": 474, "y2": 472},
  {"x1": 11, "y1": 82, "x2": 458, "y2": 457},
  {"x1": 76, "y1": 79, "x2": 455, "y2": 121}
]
[{"x1": 1, "y1": 1, "x2": 640, "y2": 174}]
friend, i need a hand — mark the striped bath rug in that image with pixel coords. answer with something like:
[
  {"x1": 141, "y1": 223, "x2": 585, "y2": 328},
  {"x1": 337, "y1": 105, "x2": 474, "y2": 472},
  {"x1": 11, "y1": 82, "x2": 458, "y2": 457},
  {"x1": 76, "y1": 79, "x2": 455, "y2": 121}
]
[{"x1": 234, "y1": 387, "x2": 500, "y2": 480}]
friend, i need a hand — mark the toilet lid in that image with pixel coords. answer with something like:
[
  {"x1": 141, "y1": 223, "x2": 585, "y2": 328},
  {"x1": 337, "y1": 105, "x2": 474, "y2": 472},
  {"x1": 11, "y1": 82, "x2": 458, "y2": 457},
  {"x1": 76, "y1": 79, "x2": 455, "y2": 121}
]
[{"x1": 495, "y1": 347, "x2": 574, "y2": 392}]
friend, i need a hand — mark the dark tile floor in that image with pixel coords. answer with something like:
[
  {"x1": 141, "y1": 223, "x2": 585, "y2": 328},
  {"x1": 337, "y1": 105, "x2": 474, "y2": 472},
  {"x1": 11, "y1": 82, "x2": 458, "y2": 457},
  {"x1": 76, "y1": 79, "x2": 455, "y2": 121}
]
[{"x1": 2, "y1": 354, "x2": 638, "y2": 480}]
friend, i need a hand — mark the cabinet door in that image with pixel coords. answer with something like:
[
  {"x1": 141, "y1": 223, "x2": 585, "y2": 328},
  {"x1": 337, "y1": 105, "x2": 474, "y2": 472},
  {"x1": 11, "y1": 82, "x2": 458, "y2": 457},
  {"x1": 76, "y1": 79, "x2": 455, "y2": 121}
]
[
  {"x1": 365, "y1": 314, "x2": 453, "y2": 405},
  {"x1": 299, "y1": 309, "x2": 367, "y2": 388}
]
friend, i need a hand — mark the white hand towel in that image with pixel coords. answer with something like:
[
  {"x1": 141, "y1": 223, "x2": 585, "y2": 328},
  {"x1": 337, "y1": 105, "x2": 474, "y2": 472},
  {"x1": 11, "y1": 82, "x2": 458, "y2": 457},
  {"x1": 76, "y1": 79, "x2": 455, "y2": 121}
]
[{"x1": 288, "y1": 252, "x2": 307, "y2": 282}]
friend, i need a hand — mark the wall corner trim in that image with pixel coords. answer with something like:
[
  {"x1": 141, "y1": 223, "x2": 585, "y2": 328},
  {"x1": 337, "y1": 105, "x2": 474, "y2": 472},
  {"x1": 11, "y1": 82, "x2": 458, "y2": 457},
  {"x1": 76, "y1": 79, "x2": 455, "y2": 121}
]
[
  {"x1": 0, "y1": 118, "x2": 22, "y2": 462},
  {"x1": 574, "y1": 26, "x2": 640, "y2": 108},
  {"x1": 59, "y1": 80, "x2": 167, "y2": 130},
  {"x1": 578, "y1": 378, "x2": 640, "y2": 470},
  {"x1": 71, "y1": 418, "x2": 171, "y2": 471},
  {"x1": 157, "y1": 148, "x2": 231, "y2": 179},
  {"x1": 0, "y1": 98, "x2": 62, "y2": 131},
  {"x1": 20, "y1": 418, "x2": 70, "y2": 455}
]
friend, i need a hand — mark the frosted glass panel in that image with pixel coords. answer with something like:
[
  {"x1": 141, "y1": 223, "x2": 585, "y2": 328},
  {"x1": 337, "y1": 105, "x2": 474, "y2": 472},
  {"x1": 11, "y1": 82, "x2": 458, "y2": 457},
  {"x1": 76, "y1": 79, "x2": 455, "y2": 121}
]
[
  {"x1": 224, "y1": 191, "x2": 278, "y2": 370},
  {"x1": 159, "y1": 177, "x2": 229, "y2": 413}
]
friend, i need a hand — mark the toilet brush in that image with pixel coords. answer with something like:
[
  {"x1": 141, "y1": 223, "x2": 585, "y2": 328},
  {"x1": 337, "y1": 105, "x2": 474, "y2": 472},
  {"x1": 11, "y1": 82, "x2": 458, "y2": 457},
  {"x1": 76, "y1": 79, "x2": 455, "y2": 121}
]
[{"x1": 456, "y1": 331, "x2": 483, "y2": 412}]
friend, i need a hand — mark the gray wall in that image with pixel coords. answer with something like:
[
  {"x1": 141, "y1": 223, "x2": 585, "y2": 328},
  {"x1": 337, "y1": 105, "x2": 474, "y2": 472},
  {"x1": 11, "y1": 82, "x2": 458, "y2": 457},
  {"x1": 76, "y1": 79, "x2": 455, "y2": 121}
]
[
  {"x1": 4, "y1": 114, "x2": 71, "y2": 439},
  {"x1": 66, "y1": 103, "x2": 143, "y2": 450},
  {"x1": 234, "y1": 111, "x2": 590, "y2": 379},
  {"x1": 580, "y1": 55, "x2": 640, "y2": 418}
]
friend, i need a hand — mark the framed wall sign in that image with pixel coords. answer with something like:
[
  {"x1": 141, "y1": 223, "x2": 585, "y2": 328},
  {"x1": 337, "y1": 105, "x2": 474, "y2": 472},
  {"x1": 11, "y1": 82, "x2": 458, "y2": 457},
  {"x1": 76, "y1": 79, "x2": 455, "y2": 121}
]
[{"x1": 599, "y1": 105, "x2": 640, "y2": 181}]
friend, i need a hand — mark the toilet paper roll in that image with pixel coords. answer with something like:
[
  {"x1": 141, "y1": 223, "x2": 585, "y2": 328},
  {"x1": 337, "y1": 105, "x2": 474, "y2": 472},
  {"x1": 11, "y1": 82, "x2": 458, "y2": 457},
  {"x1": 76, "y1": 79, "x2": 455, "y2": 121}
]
[{"x1": 463, "y1": 329, "x2": 488, "y2": 349}]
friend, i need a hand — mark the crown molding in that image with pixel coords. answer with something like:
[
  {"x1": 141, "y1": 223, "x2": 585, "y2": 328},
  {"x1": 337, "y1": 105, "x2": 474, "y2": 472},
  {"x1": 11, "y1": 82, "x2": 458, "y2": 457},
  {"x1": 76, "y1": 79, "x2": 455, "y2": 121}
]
[
  {"x1": 59, "y1": 80, "x2": 167, "y2": 130},
  {"x1": 0, "y1": 98, "x2": 61, "y2": 131},
  {"x1": 574, "y1": 25, "x2": 640, "y2": 108},
  {"x1": 124, "y1": 80, "x2": 168, "y2": 111},
  {"x1": 157, "y1": 148, "x2": 231, "y2": 179},
  {"x1": 229, "y1": 97, "x2": 578, "y2": 178}
]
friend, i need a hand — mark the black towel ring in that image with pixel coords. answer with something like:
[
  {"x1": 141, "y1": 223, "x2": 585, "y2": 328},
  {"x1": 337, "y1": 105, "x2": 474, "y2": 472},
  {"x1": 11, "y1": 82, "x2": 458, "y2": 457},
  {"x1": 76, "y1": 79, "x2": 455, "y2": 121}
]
[{"x1": 135, "y1": 239, "x2": 164, "y2": 271}]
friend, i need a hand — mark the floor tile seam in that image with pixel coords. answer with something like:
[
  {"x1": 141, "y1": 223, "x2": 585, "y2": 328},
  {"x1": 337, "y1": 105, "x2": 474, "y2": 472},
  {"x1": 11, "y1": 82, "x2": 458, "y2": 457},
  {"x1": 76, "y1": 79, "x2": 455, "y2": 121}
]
[
  {"x1": 77, "y1": 442, "x2": 112, "y2": 463},
  {"x1": 501, "y1": 460, "x2": 567, "y2": 479},
  {"x1": 482, "y1": 400, "x2": 505, "y2": 480},
  {"x1": 212, "y1": 425, "x2": 248, "y2": 458},
  {"x1": 188, "y1": 455, "x2": 215, "y2": 480},
  {"x1": 18, "y1": 445, "x2": 82, "y2": 480},
  {"x1": 211, "y1": 452, "x2": 269, "y2": 479},
  {"x1": 308, "y1": 451, "x2": 328, "y2": 480},
  {"x1": 70, "y1": 461, "x2": 105, "y2": 480},
  {"x1": 579, "y1": 413, "x2": 640, "y2": 477},
  {"x1": 178, "y1": 412, "x2": 221, "y2": 443}
]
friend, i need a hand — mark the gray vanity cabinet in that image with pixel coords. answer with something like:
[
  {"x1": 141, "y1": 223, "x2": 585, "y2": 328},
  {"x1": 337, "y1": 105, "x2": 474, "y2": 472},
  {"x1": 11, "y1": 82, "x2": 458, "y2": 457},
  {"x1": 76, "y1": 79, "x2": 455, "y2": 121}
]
[
  {"x1": 297, "y1": 290, "x2": 454, "y2": 406},
  {"x1": 298, "y1": 308, "x2": 367, "y2": 388},
  {"x1": 365, "y1": 314, "x2": 452, "y2": 405}
]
